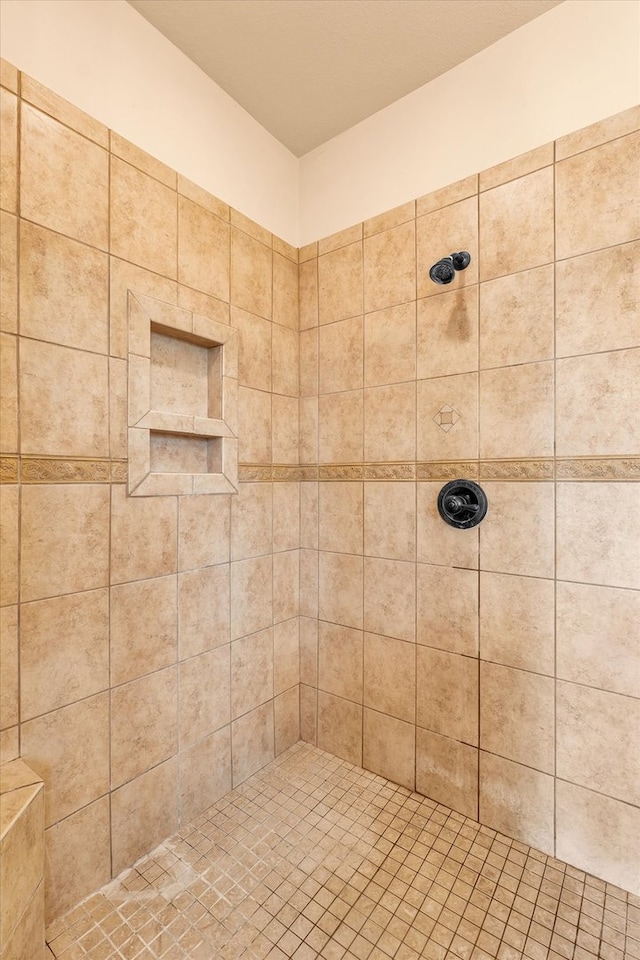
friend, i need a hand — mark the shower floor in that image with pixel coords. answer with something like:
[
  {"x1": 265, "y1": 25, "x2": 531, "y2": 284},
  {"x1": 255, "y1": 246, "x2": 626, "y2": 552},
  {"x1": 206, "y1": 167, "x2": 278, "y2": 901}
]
[{"x1": 46, "y1": 743, "x2": 639, "y2": 960}]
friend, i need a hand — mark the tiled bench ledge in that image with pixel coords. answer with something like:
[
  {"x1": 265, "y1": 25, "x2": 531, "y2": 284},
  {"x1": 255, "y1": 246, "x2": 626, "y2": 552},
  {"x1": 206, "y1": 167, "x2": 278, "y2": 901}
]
[{"x1": 0, "y1": 760, "x2": 45, "y2": 960}]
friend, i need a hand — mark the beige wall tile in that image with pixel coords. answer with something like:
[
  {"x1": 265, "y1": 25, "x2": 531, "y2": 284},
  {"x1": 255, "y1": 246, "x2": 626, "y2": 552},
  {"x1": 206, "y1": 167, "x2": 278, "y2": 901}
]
[
  {"x1": 0, "y1": 88, "x2": 17, "y2": 213},
  {"x1": 177, "y1": 195, "x2": 229, "y2": 301},
  {"x1": 479, "y1": 265, "x2": 554, "y2": 368},
  {"x1": 417, "y1": 647, "x2": 478, "y2": 746},
  {"x1": 300, "y1": 684, "x2": 317, "y2": 744},
  {"x1": 417, "y1": 564, "x2": 478, "y2": 657},
  {"x1": 417, "y1": 197, "x2": 478, "y2": 300},
  {"x1": 109, "y1": 356, "x2": 127, "y2": 459},
  {"x1": 231, "y1": 229, "x2": 272, "y2": 320},
  {"x1": 110, "y1": 577, "x2": 176, "y2": 686},
  {"x1": 110, "y1": 486, "x2": 177, "y2": 584},
  {"x1": 363, "y1": 709, "x2": 415, "y2": 791},
  {"x1": 179, "y1": 726, "x2": 231, "y2": 824},
  {"x1": 110, "y1": 157, "x2": 177, "y2": 276},
  {"x1": 178, "y1": 284, "x2": 229, "y2": 324},
  {"x1": 299, "y1": 548, "x2": 318, "y2": 619},
  {"x1": 556, "y1": 581, "x2": 640, "y2": 698},
  {"x1": 416, "y1": 372, "x2": 478, "y2": 461},
  {"x1": 21, "y1": 589, "x2": 109, "y2": 719},
  {"x1": 274, "y1": 618, "x2": 299, "y2": 694},
  {"x1": 417, "y1": 483, "x2": 479, "y2": 570},
  {"x1": 299, "y1": 396, "x2": 318, "y2": 464},
  {"x1": 318, "y1": 551, "x2": 363, "y2": 629},
  {"x1": 300, "y1": 617, "x2": 318, "y2": 686},
  {"x1": 21, "y1": 693, "x2": 109, "y2": 826},
  {"x1": 111, "y1": 758, "x2": 178, "y2": 876},
  {"x1": 556, "y1": 105, "x2": 640, "y2": 160},
  {"x1": 318, "y1": 223, "x2": 362, "y2": 256},
  {"x1": 3, "y1": 879, "x2": 45, "y2": 958},
  {"x1": 319, "y1": 390, "x2": 363, "y2": 463},
  {"x1": 0, "y1": 726, "x2": 18, "y2": 764},
  {"x1": 273, "y1": 549, "x2": 299, "y2": 622},
  {"x1": 181, "y1": 645, "x2": 230, "y2": 745},
  {"x1": 19, "y1": 221, "x2": 109, "y2": 353},
  {"x1": 318, "y1": 481, "x2": 363, "y2": 555},
  {"x1": 110, "y1": 255, "x2": 177, "y2": 359},
  {"x1": 111, "y1": 131, "x2": 174, "y2": 185},
  {"x1": 299, "y1": 259, "x2": 318, "y2": 330},
  {"x1": 231, "y1": 482, "x2": 272, "y2": 560},
  {"x1": 230, "y1": 555, "x2": 272, "y2": 639},
  {"x1": 0, "y1": 332, "x2": 17, "y2": 453},
  {"x1": 480, "y1": 662, "x2": 554, "y2": 773},
  {"x1": 272, "y1": 394, "x2": 299, "y2": 463},
  {"x1": 556, "y1": 349, "x2": 640, "y2": 456},
  {"x1": 317, "y1": 691, "x2": 362, "y2": 766},
  {"x1": 273, "y1": 482, "x2": 300, "y2": 552},
  {"x1": 416, "y1": 728, "x2": 478, "y2": 819},
  {"x1": 364, "y1": 382, "x2": 416, "y2": 461},
  {"x1": 300, "y1": 328, "x2": 318, "y2": 398},
  {"x1": 178, "y1": 494, "x2": 230, "y2": 570},
  {"x1": 556, "y1": 482, "x2": 640, "y2": 589},
  {"x1": 0, "y1": 211, "x2": 17, "y2": 333},
  {"x1": 364, "y1": 481, "x2": 415, "y2": 561},
  {"x1": 364, "y1": 633, "x2": 415, "y2": 722},
  {"x1": 178, "y1": 564, "x2": 230, "y2": 659},
  {"x1": 364, "y1": 557, "x2": 415, "y2": 642},
  {"x1": 556, "y1": 781, "x2": 640, "y2": 895},
  {"x1": 479, "y1": 573, "x2": 554, "y2": 676},
  {"x1": 0, "y1": 605, "x2": 17, "y2": 729},
  {"x1": 417, "y1": 174, "x2": 478, "y2": 217},
  {"x1": 230, "y1": 208, "x2": 271, "y2": 246},
  {"x1": 21, "y1": 104, "x2": 108, "y2": 249},
  {"x1": 417, "y1": 286, "x2": 478, "y2": 380},
  {"x1": 318, "y1": 316, "x2": 363, "y2": 394},
  {"x1": 111, "y1": 667, "x2": 177, "y2": 788},
  {"x1": 364, "y1": 220, "x2": 416, "y2": 313},
  {"x1": 318, "y1": 621, "x2": 363, "y2": 703},
  {"x1": 275, "y1": 686, "x2": 300, "y2": 755},
  {"x1": 479, "y1": 752, "x2": 554, "y2": 855},
  {"x1": 232, "y1": 307, "x2": 271, "y2": 391},
  {"x1": 556, "y1": 242, "x2": 640, "y2": 358},
  {"x1": 480, "y1": 361, "x2": 554, "y2": 459},
  {"x1": 480, "y1": 482, "x2": 554, "y2": 578},
  {"x1": 20, "y1": 338, "x2": 109, "y2": 457},
  {"x1": 44, "y1": 796, "x2": 110, "y2": 924},
  {"x1": 364, "y1": 302, "x2": 416, "y2": 388},
  {"x1": 237, "y1": 386, "x2": 272, "y2": 463},
  {"x1": 0, "y1": 780, "x2": 43, "y2": 947},
  {"x1": 21, "y1": 484, "x2": 109, "y2": 602},
  {"x1": 364, "y1": 201, "x2": 415, "y2": 239},
  {"x1": 0, "y1": 484, "x2": 18, "y2": 606},
  {"x1": 231, "y1": 700, "x2": 274, "y2": 785},
  {"x1": 556, "y1": 680, "x2": 640, "y2": 806},
  {"x1": 556, "y1": 132, "x2": 640, "y2": 259},
  {"x1": 318, "y1": 242, "x2": 363, "y2": 324},
  {"x1": 479, "y1": 167, "x2": 554, "y2": 281},
  {"x1": 273, "y1": 251, "x2": 298, "y2": 330},
  {"x1": 272, "y1": 323, "x2": 299, "y2": 396},
  {"x1": 480, "y1": 143, "x2": 553, "y2": 192}
]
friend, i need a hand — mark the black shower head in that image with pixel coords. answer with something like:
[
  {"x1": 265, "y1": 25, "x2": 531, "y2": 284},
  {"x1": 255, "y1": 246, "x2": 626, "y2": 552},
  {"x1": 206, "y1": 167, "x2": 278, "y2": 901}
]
[{"x1": 429, "y1": 251, "x2": 471, "y2": 284}]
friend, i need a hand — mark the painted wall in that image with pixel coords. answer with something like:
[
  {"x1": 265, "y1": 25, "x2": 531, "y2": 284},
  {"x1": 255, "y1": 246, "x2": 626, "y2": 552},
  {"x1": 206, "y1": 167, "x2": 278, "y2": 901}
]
[
  {"x1": 0, "y1": 0, "x2": 299, "y2": 244},
  {"x1": 299, "y1": 0, "x2": 640, "y2": 243}
]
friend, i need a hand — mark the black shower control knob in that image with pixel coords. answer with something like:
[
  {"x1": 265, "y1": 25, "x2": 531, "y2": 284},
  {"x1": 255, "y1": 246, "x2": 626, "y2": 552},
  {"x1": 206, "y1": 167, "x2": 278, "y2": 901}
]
[
  {"x1": 445, "y1": 494, "x2": 476, "y2": 515},
  {"x1": 438, "y1": 480, "x2": 488, "y2": 529}
]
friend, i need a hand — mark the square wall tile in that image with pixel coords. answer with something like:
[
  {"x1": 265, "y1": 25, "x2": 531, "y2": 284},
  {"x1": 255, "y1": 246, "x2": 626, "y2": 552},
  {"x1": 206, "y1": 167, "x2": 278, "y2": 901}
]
[
  {"x1": 110, "y1": 157, "x2": 176, "y2": 276},
  {"x1": 364, "y1": 382, "x2": 416, "y2": 462},
  {"x1": 111, "y1": 758, "x2": 178, "y2": 876},
  {"x1": 272, "y1": 323, "x2": 299, "y2": 396},
  {"x1": 318, "y1": 390, "x2": 363, "y2": 463},
  {"x1": 231, "y1": 701, "x2": 274, "y2": 785},
  {"x1": 556, "y1": 680, "x2": 640, "y2": 806},
  {"x1": 0, "y1": 211, "x2": 18, "y2": 333},
  {"x1": 318, "y1": 551, "x2": 363, "y2": 630},
  {"x1": 274, "y1": 618, "x2": 299, "y2": 694},
  {"x1": 364, "y1": 220, "x2": 416, "y2": 313},
  {"x1": 300, "y1": 328, "x2": 318, "y2": 398},
  {"x1": 318, "y1": 621, "x2": 363, "y2": 703},
  {"x1": 299, "y1": 397, "x2": 318, "y2": 464},
  {"x1": 111, "y1": 667, "x2": 178, "y2": 788},
  {"x1": 109, "y1": 254, "x2": 177, "y2": 359},
  {"x1": 416, "y1": 728, "x2": 478, "y2": 819},
  {"x1": 479, "y1": 167, "x2": 554, "y2": 281},
  {"x1": 480, "y1": 662, "x2": 554, "y2": 774},
  {"x1": 480, "y1": 482, "x2": 554, "y2": 579},
  {"x1": 417, "y1": 373, "x2": 478, "y2": 461},
  {"x1": 178, "y1": 494, "x2": 230, "y2": 570},
  {"x1": 0, "y1": 484, "x2": 18, "y2": 606},
  {"x1": 21, "y1": 484, "x2": 109, "y2": 602},
  {"x1": 317, "y1": 692, "x2": 362, "y2": 766},
  {"x1": 479, "y1": 265, "x2": 554, "y2": 369},
  {"x1": 21, "y1": 693, "x2": 109, "y2": 826},
  {"x1": 0, "y1": 332, "x2": 17, "y2": 452},
  {"x1": 110, "y1": 486, "x2": 177, "y2": 584},
  {"x1": 178, "y1": 564, "x2": 230, "y2": 659},
  {"x1": 319, "y1": 316, "x2": 363, "y2": 394},
  {"x1": 230, "y1": 555, "x2": 272, "y2": 640},
  {"x1": 556, "y1": 581, "x2": 640, "y2": 698},
  {"x1": 480, "y1": 142, "x2": 553, "y2": 191},
  {"x1": 417, "y1": 483, "x2": 478, "y2": 570},
  {"x1": 179, "y1": 726, "x2": 231, "y2": 824},
  {"x1": 556, "y1": 482, "x2": 640, "y2": 589},
  {"x1": 300, "y1": 684, "x2": 317, "y2": 744},
  {"x1": 300, "y1": 617, "x2": 318, "y2": 686},
  {"x1": 417, "y1": 174, "x2": 477, "y2": 217},
  {"x1": 181, "y1": 645, "x2": 230, "y2": 744},
  {"x1": 364, "y1": 302, "x2": 416, "y2": 388},
  {"x1": 300, "y1": 483, "x2": 318, "y2": 553},
  {"x1": 110, "y1": 576, "x2": 176, "y2": 686},
  {"x1": 21, "y1": 589, "x2": 110, "y2": 720},
  {"x1": 237, "y1": 386, "x2": 271, "y2": 463},
  {"x1": 299, "y1": 548, "x2": 318, "y2": 619},
  {"x1": 555, "y1": 105, "x2": 640, "y2": 160},
  {"x1": 231, "y1": 482, "x2": 272, "y2": 560},
  {"x1": 21, "y1": 104, "x2": 108, "y2": 250},
  {"x1": 232, "y1": 308, "x2": 272, "y2": 392},
  {"x1": 479, "y1": 573, "x2": 554, "y2": 676},
  {"x1": 275, "y1": 685, "x2": 300, "y2": 755},
  {"x1": 363, "y1": 709, "x2": 415, "y2": 791},
  {"x1": 0, "y1": 605, "x2": 17, "y2": 729},
  {"x1": 272, "y1": 394, "x2": 299, "y2": 464},
  {"x1": 480, "y1": 362, "x2": 554, "y2": 459},
  {"x1": 417, "y1": 287, "x2": 478, "y2": 380},
  {"x1": 273, "y1": 549, "x2": 299, "y2": 622},
  {"x1": 273, "y1": 250, "x2": 298, "y2": 330},
  {"x1": 417, "y1": 197, "x2": 478, "y2": 299},
  {"x1": 178, "y1": 195, "x2": 229, "y2": 301},
  {"x1": 0, "y1": 88, "x2": 17, "y2": 213},
  {"x1": 318, "y1": 242, "x2": 363, "y2": 324},
  {"x1": 417, "y1": 647, "x2": 478, "y2": 746},
  {"x1": 364, "y1": 557, "x2": 415, "y2": 642},
  {"x1": 364, "y1": 481, "x2": 415, "y2": 561},
  {"x1": 273, "y1": 482, "x2": 300, "y2": 552},
  {"x1": 299, "y1": 259, "x2": 318, "y2": 330},
  {"x1": 479, "y1": 752, "x2": 554, "y2": 855},
  {"x1": 556, "y1": 131, "x2": 640, "y2": 259},
  {"x1": 364, "y1": 633, "x2": 415, "y2": 722},
  {"x1": 417, "y1": 564, "x2": 478, "y2": 657},
  {"x1": 231, "y1": 628, "x2": 273, "y2": 719},
  {"x1": 231, "y1": 229, "x2": 272, "y2": 320}
]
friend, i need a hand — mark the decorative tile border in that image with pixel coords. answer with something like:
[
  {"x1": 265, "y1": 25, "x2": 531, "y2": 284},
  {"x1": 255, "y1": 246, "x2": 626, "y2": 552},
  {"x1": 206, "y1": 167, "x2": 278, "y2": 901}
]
[
  {"x1": 0, "y1": 457, "x2": 128, "y2": 483},
  {"x1": 480, "y1": 459, "x2": 554, "y2": 481},
  {"x1": 0, "y1": 457, "x2": 19, "y2": 483},
  {"x1": 556, "y1": 458, "x2": 640, "y2": 480},
  {"x1": 417, "y1": 461, "x2": 479, "y2": 481}
]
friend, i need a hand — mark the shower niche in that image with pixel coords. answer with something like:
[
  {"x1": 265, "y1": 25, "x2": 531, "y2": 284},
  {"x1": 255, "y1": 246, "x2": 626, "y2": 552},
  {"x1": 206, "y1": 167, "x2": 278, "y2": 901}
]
[{"x1": 127, "y1": 292, "x2": 238, "y2": 496}]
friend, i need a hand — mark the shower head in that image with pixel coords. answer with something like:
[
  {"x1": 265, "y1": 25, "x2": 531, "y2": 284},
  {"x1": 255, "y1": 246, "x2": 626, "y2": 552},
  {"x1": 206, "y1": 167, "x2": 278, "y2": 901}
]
[{"x1": 429, "y1": 251, "x2": 471, "y2": 284}]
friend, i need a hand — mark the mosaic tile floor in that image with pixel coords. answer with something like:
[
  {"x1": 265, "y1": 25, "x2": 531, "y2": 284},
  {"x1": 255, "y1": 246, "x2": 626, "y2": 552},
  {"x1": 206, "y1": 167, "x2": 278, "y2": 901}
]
[{"x1": 47, "y1": 742, "x2": 639, "y2": 960}]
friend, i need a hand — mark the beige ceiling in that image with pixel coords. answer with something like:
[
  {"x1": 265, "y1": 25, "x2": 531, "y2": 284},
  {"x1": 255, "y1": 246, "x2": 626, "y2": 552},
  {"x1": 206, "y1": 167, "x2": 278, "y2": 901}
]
[{"x1": 127, "y1": 0, "x2": 563, "y2": 156}]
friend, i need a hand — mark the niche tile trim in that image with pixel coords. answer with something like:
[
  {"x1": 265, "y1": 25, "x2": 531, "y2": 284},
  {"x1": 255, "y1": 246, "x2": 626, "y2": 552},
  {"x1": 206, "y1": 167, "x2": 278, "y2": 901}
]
[{"x1": 127, "y1": 292, "x2": 238, "y2": 496}]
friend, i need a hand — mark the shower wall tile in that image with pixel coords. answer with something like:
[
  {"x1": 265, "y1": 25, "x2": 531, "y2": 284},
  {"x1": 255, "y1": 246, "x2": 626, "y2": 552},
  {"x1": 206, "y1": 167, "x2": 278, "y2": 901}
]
[
  {"x1": 299, "y1": 396, "x2": 318, "y2": 463},
  {"x1": 110, "y1": 486, "x2": 177, "y2": 584},
  {"x1": 555, "y1": 132, "x2": 640, "y2": 259},
  {"x1": 364, "y1": 481, "x2": 415, "y2": 561},
  {"x1": 300, "y1": 685, "x2": 317, "y2": 744},
  {"x1": 110, "y1": 157, "x2": 176, "y2": 275},
  {"x1": 364, "y1": 382, "x2": 416, "y2": 462},
  {"x1": 318, "y1": 223, "x2": 362, "y2": 256},
  {"x1": 416, "y1": 728, "x2": 478, "y2": 819},
  {"x1": 272, "y1": 323, "x2": 299, "y2": 396},
  {"x1": 318, "y1": 241, "x2": 363, "y2": 324},
  {"x1": 0, "y1": 88, "x2": 18, "y2": 213},
  {"x1": 317, "y1": 621, "x2": 363, "y2": 703},
  {"x1": 230, "y1": 228, "x2": 272, "y2": 320},
  {"x1": 479, "y1": 752, "x2": 554, "y2": 855},
  {"x1": 231, "y1": 482, "x2": 273, "y2": 560},
  {"x1": 416, "y1": 372, "x2": 478, "y2": 461},
  {"x1": 363, "y1": 709, "x2": 415, "y2": 791},
  {"x1": 299, "y1": 259, "x2": 318, "y2": 329},
  {"x1": 556, "y1": 348, "x2": 640, "y2": 456},
  {"x1": 479, "y1": 142, "x2": 554, "y2": 192},
  {"x1": 555, "y1": 103, "x2": 640, "y2": 160},
  {"x1": 299, "y1": 617, "x2": 318, "y2": 686},
  {"x1": 181, "y1": 645, "x2": 230, "y2": 744},
  {"x1": 177, "y1": 195, "x2": 230, "y2": 301},
  {"x1": 0, "y1": 605, "x2": 18, "y2": 729},
  {"x1": 318, "y1": 551, "x2": 363, "y2": 629},
  {"x1": 274, "y1": 685, "x2": 300, "y2": 755},
  {"x1": 364, "y1": 302, "x2": 416, "y2": 387},
  {"x1": 364, "y1": 200, "x2": 415, "y2": 238},
  {"x1": 0, "y1": 484, "x2": 18, "y2": 607},
  {"x1": 0, "y1": 211, "x2": 18, "y2": 333},
  {"x1": 479, "y1": 265, "x2": 554, "y2": 368},
  {"x1": 111, "y1": 131, "x2": 175, "y2": 186},
  {"x1": 179, "y1": 726, "x2": 231, "y2": 824},
  {"x1": 363, "y1": 633, "x2": 415, "y2": 722},
  {"x1": 299, "y1": 329, "x2": 318, "y2": 397},
  {"x1": 273, "y1": 482, "x2": 301, "y2": 552},
  {"x1": 416, "y1": 482, "x2": 479, "y2": 570},
  {"x1": 274, "y1": 618, "x2": 299, "y2": 694},
  {"x1": 231, "y1": 701, "x2": 274, "y2": 785},
  {"x1": 318, "y1": 315, "x2": 363, "y2": 394},
  {"x1": 110, "y1": 577, "x2": 176, "y2": 686},
  {"x1": 272, "y1": 394, "x2": 299, "y2": 463},
  {"x1": 232, "y1": 307, "x2": 272, "y2": 390},
  {"x1": 230, "y1": 555, "x2": 273, "y2": 640},
  {"x1": 416, "y1": 648, "x2": 478, "y2": 746},
  {"x1": 479, "y1": 573, "x2": 554, "y2": 676},
  {"x1": 480, "y1": 662, "x2": 554, "y2": 774},
  {"x1": 178, "y1": 494, "x2": 230, "y2": 570},
  {"x1": 416, "y1": 173, "x2": 478, "y2": 217},
  {"x1": 178, "y1": 564, "x2": 230, "y2": 659},
  {"x1": 364, "y1": 557, "x2": 415, "y2": 642},
  {"x1": 417, "y1": 564, "x2": 478, "y2": 657},
  {"x1": 0, "y1": 332, "x2": 17, "y2": 453},
  {"x1": 110, "y1": 758, "x2": 178, "y2": 877},
  {"x1": 479, "y1": 167, "x2": 554, "y2": 281},
  {"x1": 318, "y1": 390, "x2": 363, "y2": 463},
  {"x1": 479, "y1": 361, "x2": 554, "y2": 459},
  {"x1": 231, "y1": 208, "x2": 271, "y2": 247},
  {"x1": 109, "y1": 255, "x2": 177, "y2": 359},
  {"x1": 417, "y1": 196, "x2": 479, "y2": 299},
  {"x1": 317, "y1": 691, "x2": 362, "y2": 766},
  {"x1": 272, "y1": 250, "x2": 299, "y2": 330},
  {"x1": 417, "y1": 286, "x2": 478, "y2": 379},
  {"x1": 363, "y1": 219, "x2": 416, "y2": 313},
  {"x1": 237, "y1": 386, "x2": 272, "y2": 463},
  {"x1": 272, "y1": 549, "x2": 299, "y2": 622},
  {"x1": 479, "y1": 482, "x2": 554, "y2": 579}
]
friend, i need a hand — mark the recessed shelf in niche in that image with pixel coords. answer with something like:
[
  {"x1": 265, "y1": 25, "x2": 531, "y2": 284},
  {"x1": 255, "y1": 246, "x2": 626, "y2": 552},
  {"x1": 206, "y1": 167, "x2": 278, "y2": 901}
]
[{"x1": 127, "y1": 292, "x2": 238, "y2": 496}]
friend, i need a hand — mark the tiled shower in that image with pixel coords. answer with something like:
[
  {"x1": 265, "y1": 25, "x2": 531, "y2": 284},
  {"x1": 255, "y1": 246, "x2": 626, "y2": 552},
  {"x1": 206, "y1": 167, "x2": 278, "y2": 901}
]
[{"x1": 0, "y1": 51, "x2": 638, "y2": 959}]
